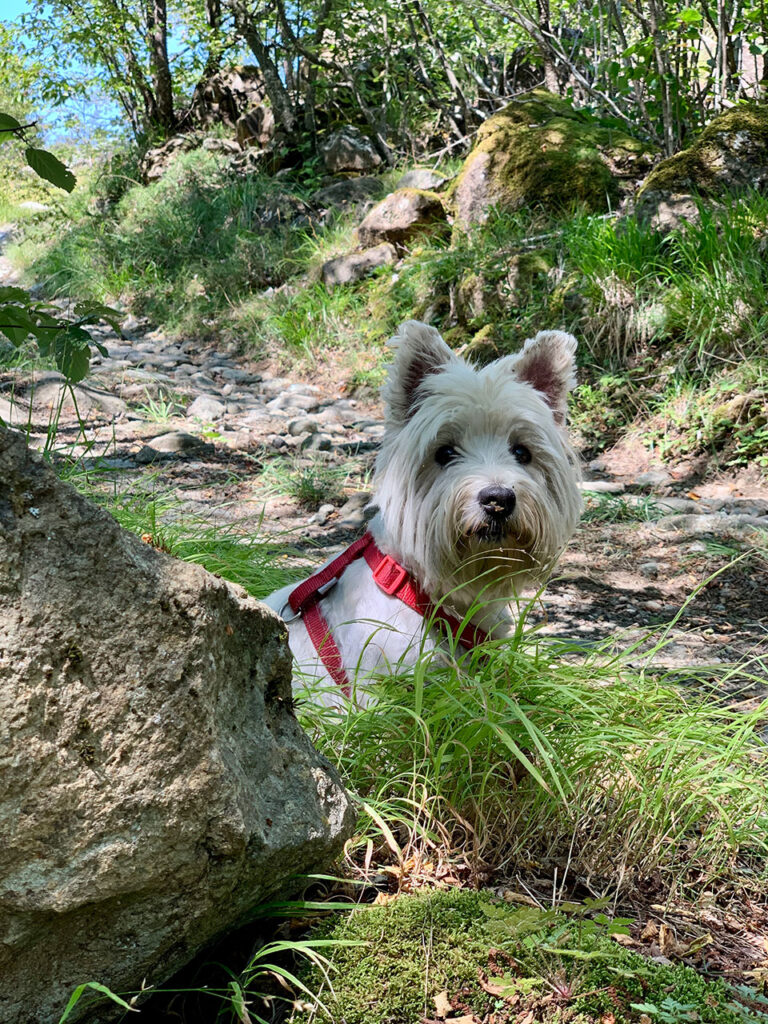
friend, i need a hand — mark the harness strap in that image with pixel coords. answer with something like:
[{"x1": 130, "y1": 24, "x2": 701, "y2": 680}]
[{"x1": 287, "y1": 531, "x2": 489, "y2": 695}]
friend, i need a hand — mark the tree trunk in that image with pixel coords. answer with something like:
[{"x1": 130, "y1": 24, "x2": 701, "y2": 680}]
[
  {"x1": 226, "y1": 0, "x2": 300, "y2": 142},
  {"x1": 145, "y1": 0, "x2": 176, "y2": 134}
]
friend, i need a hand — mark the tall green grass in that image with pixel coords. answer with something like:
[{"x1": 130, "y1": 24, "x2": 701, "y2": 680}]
[{"x1": 300, "y1": 628, "x2": 768, "y2": 890}]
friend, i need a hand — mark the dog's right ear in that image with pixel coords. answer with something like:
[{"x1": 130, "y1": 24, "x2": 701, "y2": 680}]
[{"x1": 383, "y1": 320, "x2": 457, "y2": 423}]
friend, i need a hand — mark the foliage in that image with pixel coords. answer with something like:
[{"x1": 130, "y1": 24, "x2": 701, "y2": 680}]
[
  {"x1": 291, "y1": 890, "x2": 768, "y2": 1024},
  {"x1": 298, "y1": 612, "x2": 768, "y2": 887},
  {"x1": 0, "y1": 109, "x2": 122, "y2": 383}
]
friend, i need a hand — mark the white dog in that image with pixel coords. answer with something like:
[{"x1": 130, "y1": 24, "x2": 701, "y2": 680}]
[{"x1": 265, "y1": 321, "x2": 582, "y2": 704}]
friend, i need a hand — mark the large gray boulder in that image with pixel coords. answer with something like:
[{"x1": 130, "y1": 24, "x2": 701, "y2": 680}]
[{"x1": 0, "y1": 426, "x2": 354, "y2": 1024}]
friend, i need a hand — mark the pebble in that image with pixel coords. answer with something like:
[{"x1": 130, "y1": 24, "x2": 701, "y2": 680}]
[
  {"x1": 187, "y1": 395, "x2": 226, "y2": 419},
  {"x1": 639, "y1": 561, "x2": 660, "y2": 579}
]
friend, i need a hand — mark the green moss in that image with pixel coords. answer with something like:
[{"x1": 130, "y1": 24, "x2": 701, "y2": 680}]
[
  {"x1": 292, "y1": 891, "x2": 764, "y2": 1024},
  {"x1": 449, "y1": 90, "x2": 654, "y2": 222},
  {"x1": 638, "y1": 104, "x2": 768, "y2": 197}
]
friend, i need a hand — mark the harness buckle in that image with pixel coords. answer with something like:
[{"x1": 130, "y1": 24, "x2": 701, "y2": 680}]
[{"x1": 372, "y1": 555, "x2": 408, "y2": 596}]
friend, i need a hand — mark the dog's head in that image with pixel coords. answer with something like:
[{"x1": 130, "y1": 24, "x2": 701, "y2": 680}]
[{"x1": 373, "y1": 321, "x2": 582, "y2": 605}]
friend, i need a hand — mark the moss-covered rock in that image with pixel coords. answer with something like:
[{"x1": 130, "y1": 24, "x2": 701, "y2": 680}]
[
  {"x1": 636, "y1": 105, "x2": 768, "y2": 230},
  {"x1": 449, "y1": 90, "x2": 655, "y2": 228}
]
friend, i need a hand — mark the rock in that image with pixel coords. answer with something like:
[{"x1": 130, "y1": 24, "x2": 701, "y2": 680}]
[
  {"x1": 15, "y1": 374, "x2": 128, "y2": 425},
  {"x1": 307, "y1": 502, "x2": 336, "y2": 526},
  {"x1": 135, "y1": 431, "x2": 215, "y2": 463},
  {"x1": 396, "y1": 169, "x2": 448, "y2": 191},
  {"x1": 629, "y1": 470, "x2": 672, "y2": 490},
  {"x1": 288, "y1": 416, "x2": 319, "y2": 437},
  {"x1": 321, "y1": 243, "x2": 397, "y2": 288},
  {"x1": 449, "y1": 89, "x2": 655, "y2": 228},
  {"x1": 236, "y1": 105, "x2": 275, "y2": 149},
  {"x1": 0, "y1": 427, "x2": 354, "y2": 1024},
  {"x1": 357, "y1": 189, "x2": 446, "y2": 248},
  {"x1": 187, "y1": 65, "x2": 267, "y2": 129},
  {"x1": 252, "y1": 192, "x2": 315, "y2": 231},
  {"x1": 312, "y1": 176, "x2": 385, "y2": 212},
  {"x1": 18, "y1": 200, "x2": 50, "y2": 213},
  {"x1": 301, "y1": 433, "x2": 332, "y2": 451},
  {"x1": 639, "y1": 561, "x2": 660, "y2": 579},
  {"x1": 187, "y1": 394, "x2": 226, "y2": 419},
  {"x1": 320, "y1": 126, "x2": 385, "y2": 173},
  {"x1": 140, "y1": 132, "x2": 204, "y2": 182},
  {"x1": 337, "y1": 491, "x2": 373, "y2": 529},
  {"x1": 635, "y1": 105, "x2": 768, "y2": 231}
]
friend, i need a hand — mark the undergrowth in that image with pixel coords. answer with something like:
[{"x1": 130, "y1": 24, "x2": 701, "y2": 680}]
[
  {"x1": 292, "y1": 889, "x2": 768, "y2": 1024},
  {"x1": 9, "y1": 136, "x2": 768, "y2": 468},
  {"x1": 298, "y1": 623, "x2": 768, "y2": 891}
]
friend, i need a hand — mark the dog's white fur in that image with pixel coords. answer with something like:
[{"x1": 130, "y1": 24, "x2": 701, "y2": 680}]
[{"x1": 265, "y1": 321, "x2": 582, "y2": 704}]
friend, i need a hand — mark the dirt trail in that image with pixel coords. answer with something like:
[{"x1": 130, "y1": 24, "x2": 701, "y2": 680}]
[{"x1": 2, "y1": 308, "x2": 767, "y2": 694}]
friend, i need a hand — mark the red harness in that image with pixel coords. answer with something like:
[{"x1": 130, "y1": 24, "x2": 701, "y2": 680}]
[{"x1": 287, "y1": 531, "x2": 488, "y2": 697}]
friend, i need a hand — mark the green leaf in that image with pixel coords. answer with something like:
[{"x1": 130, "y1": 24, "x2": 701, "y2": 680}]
[
  {"x1": 678, "y1": 8, "x2": 703, "y2": 23},
  {"x1": 54, "y1": 325, "x2": 92, "y2": 383},
  {"x1": 0, "y1": 286, "x2": 32, "y2": 303},
  {"x1": 0, "y1": 112, "x2": 22, "y2": 131},
  {"x1": 58, "y1": 981, "x2": 134, "y2": 1023},
  {"x1": 25, "y1": 147, "x2": 76, "y2": 192},
  {"x1": 0, "y1": 303, "x2": 35, "y2": 346}
]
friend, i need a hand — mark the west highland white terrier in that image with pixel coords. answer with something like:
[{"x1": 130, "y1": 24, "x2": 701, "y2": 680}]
[{"x1": 265, "y1": 320, "x2": 582, "y2": 704}]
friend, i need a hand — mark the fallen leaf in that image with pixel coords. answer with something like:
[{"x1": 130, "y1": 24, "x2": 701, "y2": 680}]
[
  {"x1": 611, "y1": 933, "x2": 637, "y2": 947},
  {"x1": 658, "y1": 923, "x2": 676, "y2": 954},
  {"x1": 434, "y1": 991, "x2": 452, "y2": 1019},
  {"x1": 478, "y1": 973, "x2": 506, "y2": 998},
  {"x1": 640, "y1": 920, "x2": 659, "y2": 941},
  {"x1": 373, "y1": 892, "x2": 397, "y2": 906},
  {"x1": 678, "y1": 933, "x2": 713, "y2": 957},
  {"x1": 516, "y1": 1012, "x2": 535, "y2": 1024}
]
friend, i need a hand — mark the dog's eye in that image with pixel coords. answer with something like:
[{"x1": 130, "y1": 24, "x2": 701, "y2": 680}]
[
  {"x1": 511, "y1": 443, "x2": 532, "y2": 465},
  {"x1": 435, "y1": 444, "x2": 459, "y2": 467}
]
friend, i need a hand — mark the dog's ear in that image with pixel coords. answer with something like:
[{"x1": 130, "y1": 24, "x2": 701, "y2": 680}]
[
  {"x1": 383, "y1": 320, "x2": 457, "y2": 422},
  {"x1": 509, "y1": 330, "x2": 578, "y2": 426}
]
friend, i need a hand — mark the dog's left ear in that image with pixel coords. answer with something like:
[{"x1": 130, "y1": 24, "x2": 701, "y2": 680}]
[
  {"x1": 383, "y1": 320, "x2": 458, "y2": 423},
  {"x1": 509, "y1": 330, "x2": 578, "y2": 426}
]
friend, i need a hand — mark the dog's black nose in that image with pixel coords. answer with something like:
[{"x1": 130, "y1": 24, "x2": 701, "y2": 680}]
[{"x1": 478, "y1": 486, "x2": 516, "y2": 520}]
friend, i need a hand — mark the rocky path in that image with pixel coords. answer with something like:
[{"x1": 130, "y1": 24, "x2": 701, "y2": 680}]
[{"x1": 2, "y1": 315, "x2": 767, "y2": 695}]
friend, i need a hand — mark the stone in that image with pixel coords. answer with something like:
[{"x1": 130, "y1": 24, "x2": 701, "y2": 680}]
[
  {"x1": 187, "y1": 65, "x2": 267, "y2": 130},
  {"x1": 307, "y1": 503, "x2": 336, "y2": 526},
  {"x1": 288, "y1": 416, "x2": 319, "y2": 437},
  {"x1": 337, "y1": 491, "x2": 373, "y2": 529},
  {"x1": 0, "y1": 426, "x2": 354, "y2": 1024},
  {"x1": 635, "y1": 105, "x2": 768, "y2": 231},
  {"x1": 396, "y1": 169, "x2": 448, "y2": 191},
  {"x1": 187, "y1": 394, "x2": 226, "y2": 419},
  {"x1": 321, "y1": 243, "x2": 397, "y2": 288},
  {"x1": 639, "y1": 561, "x2": 660, "y2": 579},
  {"x1": 449, "y1": 89, "x2": 655, "y2": 229},
  {"x1": 15, "y1": 374, "x2": 129, "y2": 426},
  {"x1": 311, "y1": 176, "x2": 385, "y2": 212},
  {"x1": 301, "y1": 433, "x2": 332, "y2": 451},
  {"x1": 357, "y1": 189, "x2": 446, "y2": 248},
  {"x1": 135, "y1": 431, "x2": 215, "y2": 463},
  {"x1": 320, "y1": 126, "x2": 385, "y2": 174},
  {"x1": 251, "y1": 192, "x2": 315, "y2": 231},
  {"x1": 236, "y1": 105, "x2": 275, "y2": 149}
]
